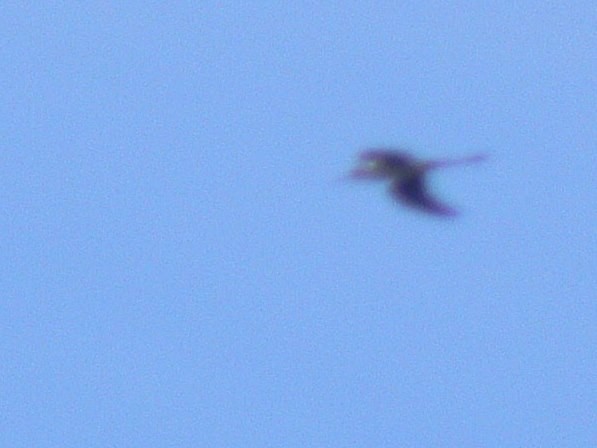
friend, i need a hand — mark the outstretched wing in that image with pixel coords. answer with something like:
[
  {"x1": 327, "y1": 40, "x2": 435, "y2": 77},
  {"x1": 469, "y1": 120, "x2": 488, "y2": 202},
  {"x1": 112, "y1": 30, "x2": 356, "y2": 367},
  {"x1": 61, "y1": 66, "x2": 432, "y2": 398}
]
[{"x1": 390, "y1": 175, "x2": 458, "y2": 216}]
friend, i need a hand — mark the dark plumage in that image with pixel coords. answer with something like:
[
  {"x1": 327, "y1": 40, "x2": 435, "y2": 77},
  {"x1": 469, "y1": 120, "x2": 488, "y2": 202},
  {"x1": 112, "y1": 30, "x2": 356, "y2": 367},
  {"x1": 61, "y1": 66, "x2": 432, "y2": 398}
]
[{"x1": 348, "y1": 149, "x2": 486, "y2": 216}]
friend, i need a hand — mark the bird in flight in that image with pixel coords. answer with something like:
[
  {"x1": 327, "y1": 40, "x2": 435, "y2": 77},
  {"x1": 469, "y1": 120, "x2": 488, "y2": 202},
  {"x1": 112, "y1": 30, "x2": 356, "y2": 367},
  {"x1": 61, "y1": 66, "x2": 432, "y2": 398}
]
[{"x1": 347, "y1": 149, "x2": 486, "y2": 217}]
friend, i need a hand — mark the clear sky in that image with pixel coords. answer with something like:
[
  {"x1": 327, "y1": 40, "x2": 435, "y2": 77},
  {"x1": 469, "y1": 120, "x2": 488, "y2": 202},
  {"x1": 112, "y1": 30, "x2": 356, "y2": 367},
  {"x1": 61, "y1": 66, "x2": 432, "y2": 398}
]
[{"x1": 1, "y1": 2, "x2": 595, "y2": 447}]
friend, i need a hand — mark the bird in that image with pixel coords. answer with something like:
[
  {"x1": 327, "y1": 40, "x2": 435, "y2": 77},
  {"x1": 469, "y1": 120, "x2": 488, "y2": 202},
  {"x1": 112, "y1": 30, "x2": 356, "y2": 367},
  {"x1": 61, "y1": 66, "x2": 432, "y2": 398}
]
[{"x1": 347, "y1": 148, "x2": 486, "y2": 216}]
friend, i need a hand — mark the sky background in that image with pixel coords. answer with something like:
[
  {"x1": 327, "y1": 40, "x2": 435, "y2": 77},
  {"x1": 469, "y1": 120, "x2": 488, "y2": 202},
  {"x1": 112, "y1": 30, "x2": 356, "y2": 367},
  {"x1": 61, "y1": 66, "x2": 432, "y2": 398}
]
[{"x1": 1, "y1": 2, "x2": 595, "y2": 447}]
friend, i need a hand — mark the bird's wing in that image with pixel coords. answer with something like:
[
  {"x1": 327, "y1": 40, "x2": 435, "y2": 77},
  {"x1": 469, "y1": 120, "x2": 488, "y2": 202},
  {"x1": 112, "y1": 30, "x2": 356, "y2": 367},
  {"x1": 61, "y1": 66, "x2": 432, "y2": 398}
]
[{"x1": 390, "y1": 175, "x2": 458, "y2": 216}]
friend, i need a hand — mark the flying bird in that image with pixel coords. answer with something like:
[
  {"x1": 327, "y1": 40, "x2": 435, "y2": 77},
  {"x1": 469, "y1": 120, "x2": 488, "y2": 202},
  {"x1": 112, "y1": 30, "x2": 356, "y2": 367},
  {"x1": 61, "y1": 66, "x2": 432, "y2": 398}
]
[{"x1": 348, "y1": 149, "x2": 486, "y2": 216}]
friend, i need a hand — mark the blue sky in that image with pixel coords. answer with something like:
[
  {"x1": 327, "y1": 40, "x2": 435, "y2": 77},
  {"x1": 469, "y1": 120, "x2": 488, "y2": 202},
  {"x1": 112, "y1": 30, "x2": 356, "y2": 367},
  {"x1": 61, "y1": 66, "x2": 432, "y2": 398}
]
[{"x1": 1, "y1": 2, "x2": 595, "y2": 447}]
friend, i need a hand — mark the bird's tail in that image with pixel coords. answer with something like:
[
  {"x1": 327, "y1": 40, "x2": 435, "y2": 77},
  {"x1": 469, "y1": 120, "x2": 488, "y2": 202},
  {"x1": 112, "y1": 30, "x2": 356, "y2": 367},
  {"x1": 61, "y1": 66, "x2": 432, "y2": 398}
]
[{"x1": 424, "y1": 153, "x2": 488, "y2": 170}]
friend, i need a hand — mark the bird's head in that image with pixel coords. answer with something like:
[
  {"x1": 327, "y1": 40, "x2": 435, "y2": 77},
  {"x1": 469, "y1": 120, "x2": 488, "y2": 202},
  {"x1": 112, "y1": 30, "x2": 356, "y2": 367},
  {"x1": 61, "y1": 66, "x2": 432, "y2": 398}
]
[{"x1": 348, "y1": 149, "x2": 418, "y2": 180}]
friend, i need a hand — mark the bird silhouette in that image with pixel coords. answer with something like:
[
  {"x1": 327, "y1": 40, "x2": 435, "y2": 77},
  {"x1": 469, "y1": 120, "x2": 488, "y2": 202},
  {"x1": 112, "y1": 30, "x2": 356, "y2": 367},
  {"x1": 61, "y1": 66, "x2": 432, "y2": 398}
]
[{"x1": 348, "y1": 149, "x2": 486, "y2": 216}]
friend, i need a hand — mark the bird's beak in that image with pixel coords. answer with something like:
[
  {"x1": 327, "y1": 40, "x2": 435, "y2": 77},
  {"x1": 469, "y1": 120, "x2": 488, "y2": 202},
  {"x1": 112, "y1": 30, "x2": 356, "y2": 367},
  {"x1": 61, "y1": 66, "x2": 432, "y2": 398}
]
[
  {"x1": 336, "y1": 167, "x2": 369, "y2": 183},
  {"x1": 351, "y1": 167, "x2": 377, "y2": 178},
  {"x1": 339, "y1": 166, "x2": 376, "y2": 181},
  {"x1": 345, "y1": 157, "x2": 383, "y2": 179}
]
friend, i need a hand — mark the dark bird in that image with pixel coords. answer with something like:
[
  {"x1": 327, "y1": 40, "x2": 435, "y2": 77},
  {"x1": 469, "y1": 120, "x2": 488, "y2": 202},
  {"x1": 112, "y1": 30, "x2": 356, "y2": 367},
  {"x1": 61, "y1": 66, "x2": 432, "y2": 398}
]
[{"x1": 348, "y1": 149, "x2": 486, "y2": 216}]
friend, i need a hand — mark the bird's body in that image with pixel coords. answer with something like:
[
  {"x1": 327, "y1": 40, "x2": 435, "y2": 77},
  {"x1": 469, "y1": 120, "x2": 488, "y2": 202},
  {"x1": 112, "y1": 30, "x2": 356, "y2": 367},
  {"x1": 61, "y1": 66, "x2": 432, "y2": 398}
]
[{"x1": 348, "y1": 149, "x2": 486, "y2": 216}]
